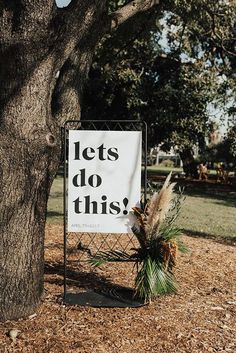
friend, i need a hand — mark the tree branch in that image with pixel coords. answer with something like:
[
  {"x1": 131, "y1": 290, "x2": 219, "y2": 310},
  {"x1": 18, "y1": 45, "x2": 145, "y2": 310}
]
[
  {"x1": 52, "y1": 1, "x2": 108, "y2": 66},
  {"x1": 111, "y1": 0, "x2": 161, "y2": 30},
  {"x1": 51, "y1": 0, "x2": 162, "y2": 125},
  {"x1": 52, "y1": 47, "x2": 94, "y2": 125},
  {"x1": 51, "y1": 9, "x2": 106, "y2": 124}
]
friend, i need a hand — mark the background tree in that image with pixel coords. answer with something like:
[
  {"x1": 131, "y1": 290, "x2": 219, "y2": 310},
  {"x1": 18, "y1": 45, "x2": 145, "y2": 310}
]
[
  {"x1": 0, "y1": 0, "x2": 161, "y2": 322},
  {"x1": 144, "y1": 58, "x2": 218, "y2": 175},
  {"x1": 213, "y1": 124, "x2": 236, "y2": 166},
  {"x1": 82, "y1": 1, "x2": 222, "y2": 174},
  {"x1": 167, "y1": 0, "x2": 236, "y2": 170},
  {"x1": 82, "y1": 4, "x2": 159, "y2": 122},
  {"x1": 199, "y1": 127, "x2": 236, "y2": 169}
]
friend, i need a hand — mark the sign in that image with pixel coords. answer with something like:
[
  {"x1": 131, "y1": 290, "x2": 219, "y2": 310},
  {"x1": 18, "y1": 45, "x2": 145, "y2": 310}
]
[{"x1": 68, "y1": 130, "x2": 141, "y2": 233}]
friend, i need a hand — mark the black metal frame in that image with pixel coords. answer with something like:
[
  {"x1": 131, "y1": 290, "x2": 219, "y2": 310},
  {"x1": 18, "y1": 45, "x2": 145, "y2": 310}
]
[{"x1": 63, "y1": 120, "x2": 147, "y2": 300}]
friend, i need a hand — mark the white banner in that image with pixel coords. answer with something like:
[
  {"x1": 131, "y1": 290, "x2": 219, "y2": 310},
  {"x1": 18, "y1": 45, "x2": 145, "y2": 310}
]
[{"x1": 68, "y1": 130, "x2": 141, "y2": 233}]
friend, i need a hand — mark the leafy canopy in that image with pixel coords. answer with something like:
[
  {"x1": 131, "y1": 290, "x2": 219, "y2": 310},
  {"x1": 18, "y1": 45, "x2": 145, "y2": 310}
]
[{"x1": 83, "y1": 0, "x2": 236, "y2": 155}]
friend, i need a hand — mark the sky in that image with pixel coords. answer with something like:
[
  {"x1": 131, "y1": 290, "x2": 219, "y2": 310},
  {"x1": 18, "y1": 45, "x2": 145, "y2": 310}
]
[{"x1": 56, "y1": 0, "x2": 71, "y2": 7}]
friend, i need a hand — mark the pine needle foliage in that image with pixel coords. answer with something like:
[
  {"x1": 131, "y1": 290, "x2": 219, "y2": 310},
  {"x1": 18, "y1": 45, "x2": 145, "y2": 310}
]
[{"x1": 89, "y1": 172, "x2": 187, "y2": 303}]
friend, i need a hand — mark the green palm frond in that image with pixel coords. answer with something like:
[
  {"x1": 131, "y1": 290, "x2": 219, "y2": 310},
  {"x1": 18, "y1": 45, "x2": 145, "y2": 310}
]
[
  {"x1": 159, "y1": 225, "x2": 183, "y2": 240},
  {"x1": 89, "y1": 249, "x2": 131, "y2": 267},
  {"x1": 135, "y1": 256, "x2": 177, "y2": 302},
  {"x1": 176, "y1": 239, "x2": 189, "y2": 253}
]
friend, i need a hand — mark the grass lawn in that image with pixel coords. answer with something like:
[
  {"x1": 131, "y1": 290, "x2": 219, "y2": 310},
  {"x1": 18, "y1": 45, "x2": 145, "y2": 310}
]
[
  {"x1": 47, "y1": 176, "x2": 64, "y2": 224},
  {"x1": 47, "y1": 174, "x2": 236, "y2": 239},
  {"x1": 175, "y1": 191, "x2": 236, "y2": 238},
  {"x1": 147, "y1": 165, "x2": 183, "y2": 174},
  {"x1": 147, "y1": 164, "x2": 218, "y2": 176}
]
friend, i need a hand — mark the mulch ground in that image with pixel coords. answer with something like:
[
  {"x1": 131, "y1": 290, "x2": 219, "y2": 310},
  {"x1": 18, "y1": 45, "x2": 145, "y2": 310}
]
[{"x1": 0, "y1": 224, "x2": 236, "y2": 353}]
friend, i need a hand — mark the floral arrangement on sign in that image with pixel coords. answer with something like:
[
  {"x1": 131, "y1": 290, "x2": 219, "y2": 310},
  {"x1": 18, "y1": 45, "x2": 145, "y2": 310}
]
[{"x1": 89, "y1": 173, "x2": 187, "y2": 303}]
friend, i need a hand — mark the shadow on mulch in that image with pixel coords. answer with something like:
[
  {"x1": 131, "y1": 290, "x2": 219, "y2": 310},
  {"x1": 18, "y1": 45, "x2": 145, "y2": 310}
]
[
  {"x1": 47, "y1": 211, "x2": 63, "y2": 218},
  {"x1": 45, "y1": 261, "x2": 112, "y2": 291},
  {"x1": 183, "y1": 229, "x2": 236, "y2": 247},
  {"x1": 44, "y1": 262, "x2": 145, "y2": 308}
]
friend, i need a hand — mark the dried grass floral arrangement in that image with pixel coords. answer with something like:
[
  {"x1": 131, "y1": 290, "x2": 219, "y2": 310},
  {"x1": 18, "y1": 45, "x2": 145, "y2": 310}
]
[{"x1": 89, "y1": 173, "x2": 187, "y2": 303}]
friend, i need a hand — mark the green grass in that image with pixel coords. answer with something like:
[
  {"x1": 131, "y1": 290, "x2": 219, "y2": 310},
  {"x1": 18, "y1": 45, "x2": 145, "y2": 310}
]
[
  {"x1": 147, "y1": 165, "x2": 218, "y2": 176},
  {"x1": 175, "y1": 192, "x2": 236, "y2": 238},
  {"x1": 47, "y1": 176, "x2": 64, "y2": 224},
  {"x1": 47, "y1": 174, "x2": 236, "y2": 240},
  {"x1": 147, "y1": 165, "x2": 182, "y2": 174}
]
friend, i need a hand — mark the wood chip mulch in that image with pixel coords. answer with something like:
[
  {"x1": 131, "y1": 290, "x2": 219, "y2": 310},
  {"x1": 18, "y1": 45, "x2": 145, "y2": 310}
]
[{"x1": 0, "y1": 224, "x2": 236, "y2": 353}]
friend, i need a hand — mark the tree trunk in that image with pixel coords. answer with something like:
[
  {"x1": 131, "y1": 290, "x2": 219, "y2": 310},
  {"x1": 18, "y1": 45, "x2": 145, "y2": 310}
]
[
  {"x1": 179, "y1": 149, "x2": 198, "y2": 178},
  {"x1": 0, "y1": 1, "x2": 66, "y2": 321},
  {"x1": 0, "y1": 55, "x2": 62, "y2": 320},
  {"x1": 0, "y1": 0, "x2": 160, "y2": 322},
  {"x1": 0, "y1": 0, "x2": 107, "y2": 322},
  {"x1": 0, "y1": 142, "x2": 59, "y2": 321}
]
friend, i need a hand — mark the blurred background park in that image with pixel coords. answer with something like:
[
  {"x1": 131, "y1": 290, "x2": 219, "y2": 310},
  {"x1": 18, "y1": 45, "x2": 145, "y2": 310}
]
[
  {"x1": 49, "y1": 0, "x2": 236, "y2": 242},
  {"x1": 47, "y1": 163, "x2": 236, "y2": 241}
]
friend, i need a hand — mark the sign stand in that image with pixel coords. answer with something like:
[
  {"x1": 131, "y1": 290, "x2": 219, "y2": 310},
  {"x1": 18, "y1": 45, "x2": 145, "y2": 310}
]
[{"x1": 62, "y1": 120, "x2": 147, "y2": 306}]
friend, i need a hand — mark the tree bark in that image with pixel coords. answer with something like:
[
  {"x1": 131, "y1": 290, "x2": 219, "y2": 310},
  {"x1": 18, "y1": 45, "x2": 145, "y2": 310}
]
[
  {"x1": 0, "y1": 0, "x2": 103, "y2": 321},
  {"x1": 0, "y1": 2, "x2": 60, "y2": 318},
  {"x1": 0, "y1": 135, "x2": 59, "y2": 321},
  {"x1": 0, "y1": 0, "x2": 160, "y2": 321}
]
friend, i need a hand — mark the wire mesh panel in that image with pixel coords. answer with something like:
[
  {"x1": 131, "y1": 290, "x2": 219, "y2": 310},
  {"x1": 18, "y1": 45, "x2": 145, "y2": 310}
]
[{"x1": 63, "y1": 120, "x2": 147, "y2": 298}]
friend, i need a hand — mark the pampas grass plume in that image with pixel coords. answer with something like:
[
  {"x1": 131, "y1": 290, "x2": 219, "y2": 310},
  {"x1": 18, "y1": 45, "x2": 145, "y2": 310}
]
[{"x1": 145, "y1": 172, "x2": 176, "y2": 236}]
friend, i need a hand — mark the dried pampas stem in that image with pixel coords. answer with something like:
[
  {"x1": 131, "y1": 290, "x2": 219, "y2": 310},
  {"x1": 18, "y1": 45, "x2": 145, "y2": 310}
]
[{"x1": 144, "y1": 172, "x2": 176, "y2": 236}]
